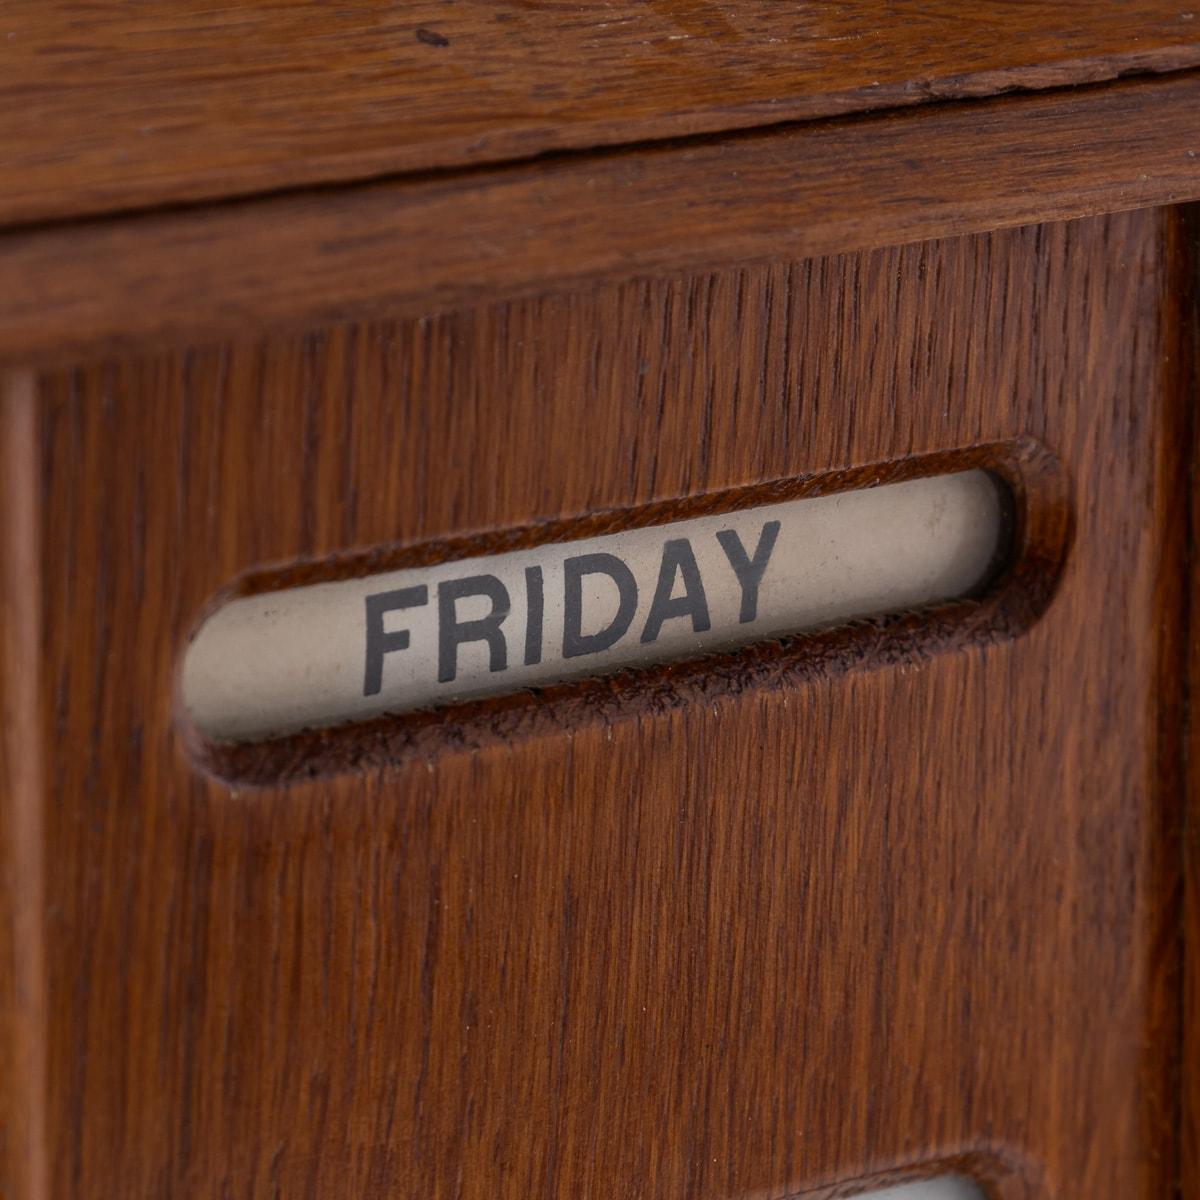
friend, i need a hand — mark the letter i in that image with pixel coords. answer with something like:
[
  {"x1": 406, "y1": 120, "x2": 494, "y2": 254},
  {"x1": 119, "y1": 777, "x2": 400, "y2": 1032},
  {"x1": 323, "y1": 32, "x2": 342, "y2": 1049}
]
[{"x1": 524, "y1": 565, "x2": 544, "y2": 666}]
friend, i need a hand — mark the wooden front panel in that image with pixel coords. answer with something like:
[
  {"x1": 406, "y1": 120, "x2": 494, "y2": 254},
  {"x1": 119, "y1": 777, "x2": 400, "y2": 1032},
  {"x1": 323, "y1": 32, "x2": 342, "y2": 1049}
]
[{"x1": 14, "y1": 210, "x2": 1187, "y2": 1197}]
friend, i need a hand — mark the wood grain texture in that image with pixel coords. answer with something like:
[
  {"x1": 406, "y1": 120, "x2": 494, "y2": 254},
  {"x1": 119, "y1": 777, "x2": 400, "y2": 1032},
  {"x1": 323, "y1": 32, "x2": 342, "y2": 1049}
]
[
  {"x1": 0, "y1": 373, "x2": 47, "y2": 1200},
  {"x1": 4, "y1": 69, "x2": 1200, "y2": 370},
  {"x1": 1181, "y1": 203, "x2": 1200, "y2": 1200},
  {"x1": 1, "y1": 210, "x2": 1186, "y2": 1199},
  {"x1": 1, "y1": 1, "x2": 1198, "y2": 229}
]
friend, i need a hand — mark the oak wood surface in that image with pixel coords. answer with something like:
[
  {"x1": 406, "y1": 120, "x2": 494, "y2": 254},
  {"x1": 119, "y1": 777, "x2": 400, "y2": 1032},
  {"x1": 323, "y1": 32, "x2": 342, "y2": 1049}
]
[
  {"x1": 0, "y1": 209, "x2": 1186, "y2": 1198},
  {"x1": 3, "y1": 69, "x2": 1200, "y2": 370},
  {"x1": 2, "y1": 2, "x2": 1198, "y2": 229}
]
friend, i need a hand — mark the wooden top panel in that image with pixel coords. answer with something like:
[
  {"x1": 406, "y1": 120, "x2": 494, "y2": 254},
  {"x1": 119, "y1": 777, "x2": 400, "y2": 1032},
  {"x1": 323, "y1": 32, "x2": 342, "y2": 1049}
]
[
  {"x1": 3, "y1": 70, "x2": 1199, "y2": 369},
  {"x1": 2, "y1": 1, "x2": 1199, "y2": 227}
]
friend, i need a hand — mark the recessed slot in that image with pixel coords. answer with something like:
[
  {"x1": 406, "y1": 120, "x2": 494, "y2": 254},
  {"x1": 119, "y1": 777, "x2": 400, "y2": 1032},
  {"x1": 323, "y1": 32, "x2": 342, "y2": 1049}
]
[{"x1": 183, "y1": 469, "x2": 1009, "y2": 746}]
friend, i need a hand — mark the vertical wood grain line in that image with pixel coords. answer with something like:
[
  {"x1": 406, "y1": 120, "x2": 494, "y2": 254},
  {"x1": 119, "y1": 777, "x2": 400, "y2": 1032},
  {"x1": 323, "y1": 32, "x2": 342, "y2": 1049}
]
[{"x1": 0, "y1": 371, "x2": 47, "y2": 1200}]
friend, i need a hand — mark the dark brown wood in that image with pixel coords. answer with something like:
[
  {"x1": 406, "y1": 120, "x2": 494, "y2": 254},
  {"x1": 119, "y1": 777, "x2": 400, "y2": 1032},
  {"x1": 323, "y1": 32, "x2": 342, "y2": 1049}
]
[
  {"x1": 1181, "y1": 204, "x2": 1200, "y2": 1200},
  {"x1": 4, "y1": 70, "x2": 1200, "y2": 370},
  {"x1": 1, "y1": 2, "x2": 1197, "y2": 229},
  {"x1": 0, "y1": 210, "x2": 1186, "y2": 1199}
]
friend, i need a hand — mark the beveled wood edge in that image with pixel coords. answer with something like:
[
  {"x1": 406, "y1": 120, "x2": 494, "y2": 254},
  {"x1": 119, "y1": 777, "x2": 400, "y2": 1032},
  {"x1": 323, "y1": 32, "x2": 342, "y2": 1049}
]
[
  {"x1": 2, "y1": 70, "x2": 1200, "y2": 370},
  {"x1": 1144, "y1": 203, "x2": 1196, "y2": 1199},
  {"x1": 0, "y1": 372, "x2": 48, "y2": 1200},
  {"x1": 1179, "y1": 203, "x2": 1200, "y2": 1200}
]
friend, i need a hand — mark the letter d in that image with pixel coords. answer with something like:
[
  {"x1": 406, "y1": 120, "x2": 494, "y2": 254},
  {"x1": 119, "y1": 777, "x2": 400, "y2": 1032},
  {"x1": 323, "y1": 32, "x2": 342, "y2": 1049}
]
[{"x1": 562, "y1": 553, "x2": 639, "y2": 658}]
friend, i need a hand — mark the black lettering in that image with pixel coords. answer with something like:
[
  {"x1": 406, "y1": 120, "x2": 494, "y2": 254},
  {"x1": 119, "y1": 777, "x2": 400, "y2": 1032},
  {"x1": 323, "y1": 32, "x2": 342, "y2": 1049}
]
[
  {"x1": 716, "y1": 520, "x2": 780, "y2": 623},
  {"x1": 524, "y1": 565, "x2": 544, "y2": 666},
  {"x1": 562, "y1": 553, "x2": 638, "y2": 658},
  {"x1": 363, "y1": 586, "x2": 429, "y2": 696},
  {"x1": 437, "y1": 574, "x2": 511, "y2": 683},
  {"x1": 640, "y1": 538, "x2": 710, "y2": 644}
]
